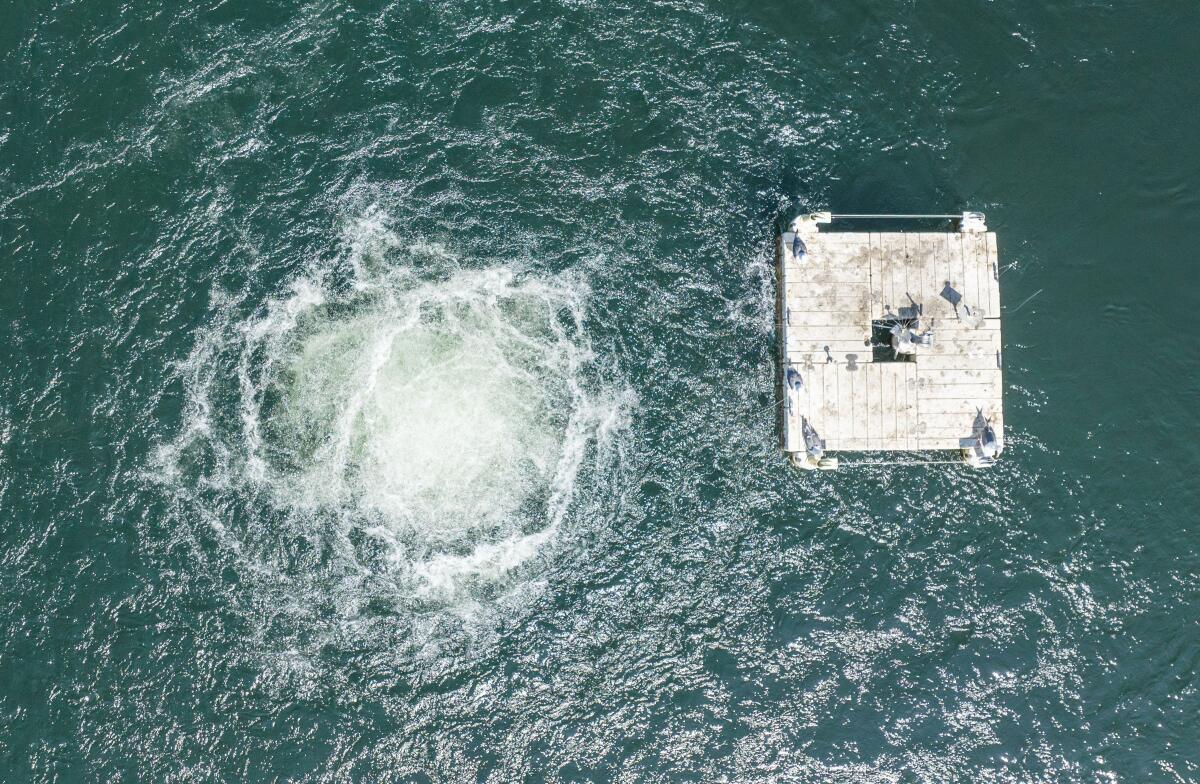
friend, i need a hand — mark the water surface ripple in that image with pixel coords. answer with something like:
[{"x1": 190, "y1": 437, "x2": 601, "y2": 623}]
[{"x1": 2, "y1": 1, "x2": 1199, "y2": 781}]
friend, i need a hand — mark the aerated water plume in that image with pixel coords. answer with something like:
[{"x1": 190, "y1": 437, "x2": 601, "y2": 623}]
[{"x1": 157, "y1": 214, "x2": 629, "y2": 610}]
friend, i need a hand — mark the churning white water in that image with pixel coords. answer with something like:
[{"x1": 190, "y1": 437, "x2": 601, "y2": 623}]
[{"x1": 157, "y1": 214, "x2": 628, "y2": 603}]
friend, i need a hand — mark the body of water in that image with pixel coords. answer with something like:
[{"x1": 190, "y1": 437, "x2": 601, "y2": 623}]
[{"x1": 2, "y1": 1, "x2": 1199, "y2": 780}]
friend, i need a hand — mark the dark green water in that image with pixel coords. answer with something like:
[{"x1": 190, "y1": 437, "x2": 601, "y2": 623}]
[{"x1": 3, "y1": 1, "x2": 1199, "y2": 781}]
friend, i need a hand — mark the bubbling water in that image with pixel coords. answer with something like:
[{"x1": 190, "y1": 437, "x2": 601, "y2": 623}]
[{"x1": 158, "y1": 218, "x2": 626, "y2": 605}]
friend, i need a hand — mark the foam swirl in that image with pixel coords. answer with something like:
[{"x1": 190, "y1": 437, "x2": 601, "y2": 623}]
[{"x1": 157, "y1": 213, "x2": 627, "y2": 604}]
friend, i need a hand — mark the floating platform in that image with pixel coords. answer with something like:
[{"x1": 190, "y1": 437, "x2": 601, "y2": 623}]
[{"x1": 777, "y1": 212, "x2": 1004, "y2": 469}]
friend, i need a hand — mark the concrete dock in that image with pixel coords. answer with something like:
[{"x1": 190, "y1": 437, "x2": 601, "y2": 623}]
[{"x1": 777, "y1": 212, "x2": 1004, "y2": 469}]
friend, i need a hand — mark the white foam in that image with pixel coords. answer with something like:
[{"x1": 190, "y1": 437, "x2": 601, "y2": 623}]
[{"x1": 156, "y1": 212, "x2": 628, "y2": 605}]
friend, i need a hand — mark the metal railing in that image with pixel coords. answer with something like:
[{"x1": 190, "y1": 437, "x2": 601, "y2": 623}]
[{"x1": 829, "y1": 213, "x2": 962, "y2": 219}]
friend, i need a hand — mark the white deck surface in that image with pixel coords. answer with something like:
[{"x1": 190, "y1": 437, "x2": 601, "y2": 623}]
[{"x1": 780, "y1": 222, "x2": 1004, "y2": 453}]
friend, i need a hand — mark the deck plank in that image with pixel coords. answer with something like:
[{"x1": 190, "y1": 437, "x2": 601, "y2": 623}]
[
  {"x1": 985, "y1": 233, "x2": 1001, "y2": 314},
  {"x1": 865, "y1": 364, "x2": 881, "y2": 445}
]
